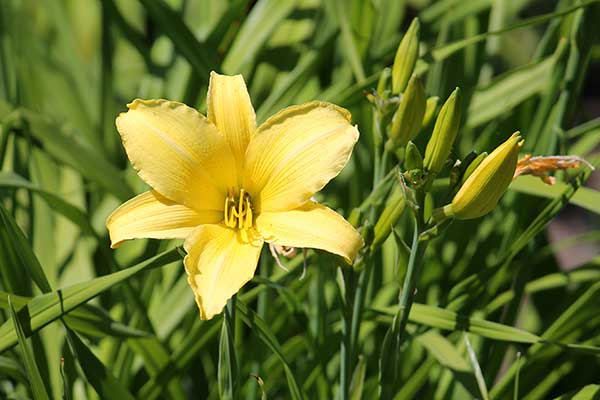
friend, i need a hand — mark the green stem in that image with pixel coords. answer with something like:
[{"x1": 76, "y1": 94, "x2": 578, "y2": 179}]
[
  {"x1": 341, "y1": 114, "x2": 390, "y2": 400},
  {"x1": 395, "y1": 217, "x2": 427, "y2": 348},
  {"x1": 219, "y1": 296, "x2": 238, "y2": 400},
  {"x1": 380, "y1": 213, "x2": 429, "y2": 399}
]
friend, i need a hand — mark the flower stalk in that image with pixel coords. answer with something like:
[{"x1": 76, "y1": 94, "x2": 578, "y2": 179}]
[
  {"x1": 378, "y1": 194, "x2": 429, "y2": 399},
  {"x1": 340, "y1": 94, "x2": 391, "y2": 400}
]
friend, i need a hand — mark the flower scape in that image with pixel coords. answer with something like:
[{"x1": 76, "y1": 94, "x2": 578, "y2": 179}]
[{"x1": 107, "y1": 72, "x2": 363, "y2": 320}]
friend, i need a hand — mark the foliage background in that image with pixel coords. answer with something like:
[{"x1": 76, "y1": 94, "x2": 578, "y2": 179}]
[{"x1": 0, "y1": 0, "x2": 600, "y2": 399}]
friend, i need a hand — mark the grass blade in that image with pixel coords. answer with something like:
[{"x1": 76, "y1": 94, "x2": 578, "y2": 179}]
[
  {"x1": 331, "y1": 0, "x2": 366, "y2": 82},
  {"x1": 64, "y1": 327, "x2": 135, "y2": 400},
  {"x1": 510, "y1": 175, "x2": 600, "y2": 216},
  {"x1": 0, "y1": 248, "x2": 181, "y2": 352},
  {"x1": 416, "y1": 331, "x2": 480, "y2": 398},
  {"x1": 236, "y1": 299, "x2": 304, "y2": 400},
  {"x1": 553, "y1": 384, "x2": 600, "y2": 399},
  {"x1": 466, "y1": 49, "x2": 561, "y2": 128},
  {"x1": 138, "y1": 0, "x2": 216, "y2": 78},
  {"x1": 430, "y1": 0, "x2": 598, "y2": 61},
  {"x1": 463, "y1": 333, "x2": 489, "y2": 400},
  {"x1": 7, "y1": 109, "x2": 133, "y2": 201},
  {"x1": 8, "y1": 296, "x2": 50, "y2": 400},
  {"x1": 222, "y1": 0, "x2": 296, "y2": 75}
]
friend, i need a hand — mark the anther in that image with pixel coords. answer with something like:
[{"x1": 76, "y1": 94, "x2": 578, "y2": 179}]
[{"x1": 223, "y1": 188, "x2": 254, "y2": 230}]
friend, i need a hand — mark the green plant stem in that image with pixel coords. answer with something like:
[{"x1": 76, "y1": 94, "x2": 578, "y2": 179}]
[
  {"x1": 380, "y1": 212, "x2": 429, "y2": 399},
  {"x1": 220, "y1": 296, "x2": 238, "y2": 400},
  {"x1": 395, "y1": 218, "x2": 426, "y2": 347},
  {"x1": 341, "y1": 122, "x2": 391, "y2": 400}
]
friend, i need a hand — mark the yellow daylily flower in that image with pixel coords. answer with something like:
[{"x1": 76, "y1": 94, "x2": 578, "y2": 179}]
[{"x1": 107, "y1": 72, "x2": 364, "y2": 320}]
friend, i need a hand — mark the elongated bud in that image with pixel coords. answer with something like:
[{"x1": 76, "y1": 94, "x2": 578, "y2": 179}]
[
  {"x1": 434, "y1": 133, "x2": 523, "y2": 220},
  {"x1": 392, "y1": 18, "x2": 420, "y2": 94},
  {"x1": 372, "y1": 185, "x2": 406, "y2": 249},
  {"x1": 388, "y1": 76, "x2": 426, "y2": 147},
  {"x1": 423, "y1": 88, "x2": 461, "y2": 174},
  {"x1": 404, "y1": 141, "x2": 423, "y2": 170},
  {"x1": 377, "y1": 67, "x2": 392, "y2": 96},
  {"x1": 460, "y1": 151, "x2": 487, "y2": 185},
  {"x1": 422, "y1": 96, "x2": 439, "y2": 127}
]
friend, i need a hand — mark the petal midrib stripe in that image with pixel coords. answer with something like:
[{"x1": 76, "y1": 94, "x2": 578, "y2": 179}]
[{"x1": 132, "y1": 113, "x2": 198, "y2": 166}]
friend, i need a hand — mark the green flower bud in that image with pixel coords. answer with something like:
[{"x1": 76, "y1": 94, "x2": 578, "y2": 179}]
[
  {"x1": 377, "y1": 67, "x2": 392, "y2": 96},
  {"x1": 423, "y1": 88, "x2": 461, "y2": 174},
  {"x1": 422, "y1": 96, "x2": 439, "y2": 127},
  {"x1": 404, "y1": 141, "x2": 423, "y2": 170},
  {"x1": 392, "y1": 18, "x2": 420, "y2": 94},
  {"x1": 434, "y1": 133, "x2": 523, "y2": 220},
  {"x1": 460, "y1": 151, "x2": 487, "y2": 185},
  {"x1": 388, "y1": 76, "x2": 426, "y2": 147},
  {"x1": 372, "y1": 185, "x2": 406, "y2": 249}
]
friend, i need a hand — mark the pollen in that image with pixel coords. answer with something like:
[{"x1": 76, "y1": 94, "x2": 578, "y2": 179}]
[{"x1": 224, "y1": 188, "x2": 254, "y2": 230}]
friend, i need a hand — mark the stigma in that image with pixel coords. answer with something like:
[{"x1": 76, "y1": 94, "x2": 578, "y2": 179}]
[{"x1": 224, "y1": 188, "x2": 254, "y2": 230}]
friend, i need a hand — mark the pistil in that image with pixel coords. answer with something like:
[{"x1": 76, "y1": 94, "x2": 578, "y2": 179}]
[{"x1": 224, "y1": 188, "x2": 254, "y2": 230}]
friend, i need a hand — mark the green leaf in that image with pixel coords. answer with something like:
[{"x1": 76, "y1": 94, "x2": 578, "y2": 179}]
[
  {"x1": 138, "y1": 0, "x2": 216, "y2": 78},
  {"x1": 0, "y1": 355, "x2": 28, "y2": 385},
  {"x1": 218, "y1": 302, "x2": 237, "y2": 400},
  {"x1": 8, "y1": 296, "x2": 50, "y2": 400},
  {"x1": 236, "y1": 299, "x2": 304, "y2": 400},
  {"x1": 486, "y1": 268, "x2": 600, "y2": 315},
  {"x1": 416, "y1": 331, "x2": 480, "y2": 398},
  {"x1": 222, "y1": 0, "x2": 297, "y2": 75},
  {"x1": 0, "y1": 248, "x2": 181, "y2": 352},
  {"x1": 369, "y1": 0, "x2": 405, "y2": 58},
  {"x1": 0, "y1": 172, "x2": 92, "y2": 234},
  {"x1": 424, "y1": 0, "x2": 494, "y2": 27},
  {"x1": 567, "y1": 117, "x2": 600, "y2": 138},
  {"x1": 65, "y1": 327, "x2": 135, "y2": 400},
  {"x1": 376, "y1": 301, "x2": 600, "y2": 354},
  {"x1": 331, "y1": 0, "x2": 366, "y2": 82},
  {"x1": 9, "y1": 109, "x2": 133, "y2": 201},
  {"x1": 0, "y1": 292, "x2": 150, "y2": 339},
  {"x1": 510, "y1": 175, "x2": 600, "y2": 216},
  {"x1": 430, "y1": 1, "x2": 598, "y2": 61},
  {"x1": 375, "y1": 303, "x2": 539, "y2": 343},
  {"x1": 0, "y1": 203, "x2": 37, "y2": 295},
  {"x1": 463, "y1": 333, "x2": 489, "y2": 400},
  {"x1": 553, "y1": 384, "x2": 600, "y2": 399},
  {"x1": 136, "y1": 319, "x2": 222, "y2": 399},
  {"x1": 466, "y1": 53, "x2": 558, "y2": 128},
  {"x1": 349, "y1": 355, "x2": 366, "y2": 400}
]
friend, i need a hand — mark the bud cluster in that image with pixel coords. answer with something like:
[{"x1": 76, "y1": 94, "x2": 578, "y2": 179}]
[{"x1": 369, "y1": 18, "x2": 526, "y2": 247}]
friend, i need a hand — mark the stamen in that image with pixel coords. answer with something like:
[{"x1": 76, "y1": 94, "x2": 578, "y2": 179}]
[
  {"x1": 223, "y1": 188, "x2": 254, "y2": 230},
  {"x1": 244, "y1": 196, "x2": 253, "y2": 229},
  {"x1": 269, "y1": 244, "x2": 289, "y2": 272},
  {"x1": 299, "y1": 248, "x2": 308, "y2": 280}
]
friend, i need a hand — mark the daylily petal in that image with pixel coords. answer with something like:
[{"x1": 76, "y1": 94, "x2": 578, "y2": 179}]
[
  {"x1": 256, "y1": 201, "x2": 363, "y2": 264},
  {"x1": 184, "y1": 224, "x2": 263, "y2": 320},
  {"x1": 107, "y1": 191, "x2": 222, "y2": 248},
  {"x1": 207, "y1": 71, "x2": 256, "y2": 178},
  {"x1": 116, "y1": 99, "x2": 237, "y2": 211},
  {"x1": 244, "y1": 101, "x2": 359, "y2": 212}
]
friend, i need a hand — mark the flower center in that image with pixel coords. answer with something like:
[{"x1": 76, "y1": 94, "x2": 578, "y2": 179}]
[{"x1": 224, "y1": 188, "x2": 254, "y2": 230}]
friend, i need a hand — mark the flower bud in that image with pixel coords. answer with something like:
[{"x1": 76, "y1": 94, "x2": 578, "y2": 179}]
[
  {"x1": 404, "y1": 141, "x2": 423, "y2": 170},
  {"x1": 372, "y1": 185, "x2": 406, "y2": 249},
  {"x1": 422, "y1": 96, "x2": 439, "y2": 127},
  {"x1": 434, "y1": 133, "x2": 523, "y2": 220},
  {"x1": 460, "y1": 151, "x2": 487, "y2": 185},
  {"x1": 388, "y1": 76, "x2": 426, "y2": 147},
  {"x1": 423, "y1": 88, "x2": 461, "y2": 174},
  {"x1": 377, "y1": 67, "x2": 392, "y2": 96},
  {"x1": 392, "y1": 18, "x2": 420, "y2": 94}
]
